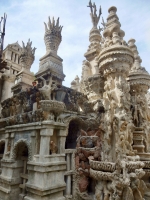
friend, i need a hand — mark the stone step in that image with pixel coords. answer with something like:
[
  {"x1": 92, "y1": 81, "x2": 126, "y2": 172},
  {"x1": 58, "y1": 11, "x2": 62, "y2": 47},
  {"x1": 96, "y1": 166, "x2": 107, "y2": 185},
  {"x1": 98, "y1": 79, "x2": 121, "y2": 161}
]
[
  {"x1": 133, "y1": 131, "x2": 144, "y2": 134},
  {"x1": 134, "y1": 127, "x2": 143, "y2": 131},
  {"x1": 133, "y1": 145, "x2": 145, "y2": 153},
  {"x1": 138, "y1": 153, "x2": 150, "y2": 161}
]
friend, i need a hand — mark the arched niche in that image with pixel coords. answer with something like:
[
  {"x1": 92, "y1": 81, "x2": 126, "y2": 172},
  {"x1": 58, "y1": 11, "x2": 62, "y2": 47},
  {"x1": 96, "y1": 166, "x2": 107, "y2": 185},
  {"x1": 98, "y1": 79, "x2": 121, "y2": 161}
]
[
  {"x1": 11, "y1": 139, "x2": 32, "y2": 161},
  {"x1": 11, "y1": 139, "x2": 31, "y2": 198},
  {"x1": 65, "y1": 117, "x2": 86, "y2": 149},
  {"x1": 0, "y1": 140, "x2": 5, "y2": 154},
  {"x1": 0, "y1": 140, "x2": 5, "y2": 170}
]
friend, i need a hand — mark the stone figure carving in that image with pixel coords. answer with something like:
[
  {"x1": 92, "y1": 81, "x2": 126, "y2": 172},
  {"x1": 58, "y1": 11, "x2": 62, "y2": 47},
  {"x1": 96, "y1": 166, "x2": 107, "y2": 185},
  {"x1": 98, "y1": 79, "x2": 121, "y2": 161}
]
[
  {"x1": 38, "y1": 76, "x2": 57, "y2": 100},
  {"x1": 75, "y1": 128, "x2": 102, "y2": 199},
  {"x1": 50, "y1": 141, "x2": 57, "y2": 154}
]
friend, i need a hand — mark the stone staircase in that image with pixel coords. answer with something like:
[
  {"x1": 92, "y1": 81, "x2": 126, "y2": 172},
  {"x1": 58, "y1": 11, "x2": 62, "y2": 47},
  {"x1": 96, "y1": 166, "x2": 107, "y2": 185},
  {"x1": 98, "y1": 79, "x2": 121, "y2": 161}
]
[{"x1": 133, "y1": 127, "x2": 150, "y2": 161}]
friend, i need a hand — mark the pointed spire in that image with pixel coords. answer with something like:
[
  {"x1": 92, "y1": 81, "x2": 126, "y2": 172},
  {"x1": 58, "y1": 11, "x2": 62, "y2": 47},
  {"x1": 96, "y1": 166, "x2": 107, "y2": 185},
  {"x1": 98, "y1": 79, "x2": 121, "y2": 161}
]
[
  {"x1": 128, "y1": 38, "x2": 146, "y2": 72},
  {"x1": 56, "y1": 17, "x2": 59, "y2": 27},
  {"x1": 87, "y1": 0, "x2": 102, "y2": 28},
  {"x1": 48, "y1": 17, "x2": 52, "y2": 30},
  {"x1": 52, "y1": 17, "x2": 55, "y2": 26},
  {"x1": 44, "y1": 22, "x2": 48, "y2": 31}
]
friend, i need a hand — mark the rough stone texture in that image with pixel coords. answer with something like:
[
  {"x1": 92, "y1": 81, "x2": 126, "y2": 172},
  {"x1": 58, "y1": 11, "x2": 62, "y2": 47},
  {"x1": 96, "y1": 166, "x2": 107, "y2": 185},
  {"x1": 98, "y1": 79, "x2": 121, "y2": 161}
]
[{"x1": 0, "y1": 1, "x2": 150, "y2": 200}]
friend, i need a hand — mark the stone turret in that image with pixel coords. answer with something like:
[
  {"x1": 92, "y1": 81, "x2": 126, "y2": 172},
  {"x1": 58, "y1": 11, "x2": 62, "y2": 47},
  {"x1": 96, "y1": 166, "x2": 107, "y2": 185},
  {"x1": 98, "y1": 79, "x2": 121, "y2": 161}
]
[
  {"x1": 11, "y1": 40, "x2": 36, "y2": 94},
  {"x1": 88, "y1": 7, "x2": 147, "y2": 200},
  {"x1": 20, "y1": 39, "x2": 36, "y2": 70},
  {"x1": 35, "y1": 16, "x2": 65, "y2": 86},
  {"x1": 128, "y1": 38, "x2": 150, "y2": 91},
  {"x1": 103, "y1": 6, "x2": 125, "y2": 44},
  {"x1": 98, "y1": 6, "x2": 134, "y2": 161},
  {"x1": 78, "y1": 1, "x2": 104, "y2": 103},
  {"x1": 128, "y1": 39, "x2": 150, "y2": 160},
  {"x1": 84, "y1": 0, "x2": 102, "y2": 61}
]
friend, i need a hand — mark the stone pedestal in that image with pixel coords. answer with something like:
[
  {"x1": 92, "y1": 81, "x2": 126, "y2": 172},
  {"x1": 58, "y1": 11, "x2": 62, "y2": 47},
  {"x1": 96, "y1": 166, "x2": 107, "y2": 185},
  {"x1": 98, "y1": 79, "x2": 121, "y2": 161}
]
[
  {"x1": 25, "y1": 155, "x2": 66, "y2": 200},
  {"x1": 0, "y1": 160, "x2": 23, "y2": 200}
]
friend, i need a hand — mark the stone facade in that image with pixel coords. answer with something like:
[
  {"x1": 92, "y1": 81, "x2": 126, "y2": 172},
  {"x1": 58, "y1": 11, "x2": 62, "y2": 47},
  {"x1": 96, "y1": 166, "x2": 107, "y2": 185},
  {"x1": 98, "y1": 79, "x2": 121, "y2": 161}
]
[
  {"x1": 0, "y1": 42, "x2": 22, "y2": 102},
  {"x1": 0, "y1": 1, "x2": 150, "y2": 200}
]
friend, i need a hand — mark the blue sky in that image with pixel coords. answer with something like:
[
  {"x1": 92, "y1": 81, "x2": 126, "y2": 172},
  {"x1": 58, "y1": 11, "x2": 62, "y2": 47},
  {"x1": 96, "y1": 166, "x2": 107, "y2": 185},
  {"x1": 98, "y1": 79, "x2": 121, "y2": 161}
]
[{"x1": 0, "y1": 0, "x2": 150, "y2": 87}]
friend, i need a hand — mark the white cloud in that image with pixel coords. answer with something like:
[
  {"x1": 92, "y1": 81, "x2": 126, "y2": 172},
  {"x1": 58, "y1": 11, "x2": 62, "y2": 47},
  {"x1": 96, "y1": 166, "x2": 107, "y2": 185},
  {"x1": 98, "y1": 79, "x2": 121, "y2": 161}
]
[{"x1": 0, "y1": 0, "x2": 150, "y2": 86}]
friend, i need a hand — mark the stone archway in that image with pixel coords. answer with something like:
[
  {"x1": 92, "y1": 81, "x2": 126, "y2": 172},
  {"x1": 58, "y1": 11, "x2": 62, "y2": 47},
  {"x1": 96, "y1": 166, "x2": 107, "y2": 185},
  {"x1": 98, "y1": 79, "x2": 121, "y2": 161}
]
[
  {"x1": 64, "y1": 116, "x2": 86, "y2": 198},
  {"x1": 65, "y1": 116, "x2": 86, "y2": 149},
  {"x1": 11, "y1": 139, "x2": 32, "y2": 198},
  {"x1": 11, "y1": 139, "x2": 32, "y2": 161}
]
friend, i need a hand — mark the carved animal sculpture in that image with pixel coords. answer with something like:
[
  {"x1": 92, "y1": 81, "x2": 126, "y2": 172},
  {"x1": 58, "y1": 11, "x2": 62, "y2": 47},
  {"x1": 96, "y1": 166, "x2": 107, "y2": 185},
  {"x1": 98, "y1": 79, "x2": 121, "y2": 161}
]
[{"x1": 38, "y1": 76, "x2": 52, "y2": 100}]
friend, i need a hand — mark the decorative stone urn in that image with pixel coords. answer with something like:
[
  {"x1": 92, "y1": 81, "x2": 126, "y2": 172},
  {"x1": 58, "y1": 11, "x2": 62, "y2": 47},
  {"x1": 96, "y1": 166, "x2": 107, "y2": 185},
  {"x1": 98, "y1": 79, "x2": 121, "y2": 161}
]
[
  {"x1": 40, "y1": 100, "x2": 65, "y2": 115},
  {"x1": 40, "y1": 100, "x2": 66, "y2": 122},
  {"x1": 44, "y1": 17, "x2": 63, "y2": 54}
]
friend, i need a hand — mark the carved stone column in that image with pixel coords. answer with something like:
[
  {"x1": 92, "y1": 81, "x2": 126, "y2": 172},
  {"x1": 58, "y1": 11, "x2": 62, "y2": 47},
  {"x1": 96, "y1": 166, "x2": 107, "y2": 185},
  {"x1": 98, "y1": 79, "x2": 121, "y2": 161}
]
[
  {"x1": 58, "y1": 129, "x2": 67, "y2": 154},
  {"x1": 66, "y1": 153, "x2": 71, "y2": 195},
  {"x1": 39, "y1": 128, "x2": 53, "y2": 161},
  {"x1": 30, "y1": 130, "x2": 36, "y2": 159}
]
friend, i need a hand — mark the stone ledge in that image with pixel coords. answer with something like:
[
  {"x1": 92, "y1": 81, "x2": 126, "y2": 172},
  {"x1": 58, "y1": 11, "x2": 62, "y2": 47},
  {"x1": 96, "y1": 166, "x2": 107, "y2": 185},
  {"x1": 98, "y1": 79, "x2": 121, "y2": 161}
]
[
  {"x1": 0, "y1": 175, "x2": 21, "y2": 185},
  {"x1": 27, "y1": 161, "x2": 66, "y2": 172},
  {"x1": 24, "y1": 195, "x2": 66, "y2": 200},
  {"x1": 26, "y1": 182, "x2": 66, "y2": 196},
  {"x1": 0, "y1": 185, "x2": 10, "y2": 194},
  {"x1": 64, "y1": 170, "x2": 74, "y2": 176},
  {"x1": 4, "y1": 121, "x2": 67, "y2": 132}
]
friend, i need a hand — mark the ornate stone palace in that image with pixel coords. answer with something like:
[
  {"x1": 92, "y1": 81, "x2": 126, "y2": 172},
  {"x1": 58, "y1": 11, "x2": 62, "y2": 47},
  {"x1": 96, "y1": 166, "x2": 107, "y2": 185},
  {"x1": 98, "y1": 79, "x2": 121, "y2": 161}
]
[{"x1": 0, "y1": 1, "x2": 150, "y2": 200}]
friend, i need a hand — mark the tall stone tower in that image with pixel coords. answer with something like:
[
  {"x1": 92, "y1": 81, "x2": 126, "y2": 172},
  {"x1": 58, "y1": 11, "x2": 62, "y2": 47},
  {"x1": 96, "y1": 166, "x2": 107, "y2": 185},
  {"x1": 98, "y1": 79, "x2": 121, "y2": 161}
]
[
  {"x1": 98, "y1": 6, "x2": 134, "y2": 161},
  {"x1": 72, "y1": 0, "x2": 104, "y2": 104}
]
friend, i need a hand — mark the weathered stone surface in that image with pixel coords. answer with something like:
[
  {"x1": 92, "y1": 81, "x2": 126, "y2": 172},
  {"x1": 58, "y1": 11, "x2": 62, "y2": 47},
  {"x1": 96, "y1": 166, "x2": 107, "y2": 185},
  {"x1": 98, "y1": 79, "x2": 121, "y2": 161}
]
[{"x1": 0, "y1": 2, "x2": 150, "y2": 200}]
